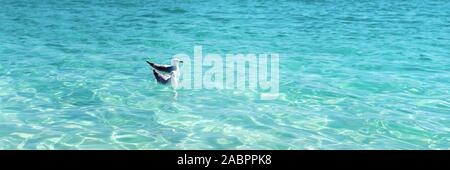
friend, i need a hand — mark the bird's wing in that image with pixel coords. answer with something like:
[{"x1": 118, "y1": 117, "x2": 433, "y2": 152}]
[
  {"x1": 146, "y1": 61, "x2": 175, "y2": 73},
  {"x1": 152, "y1": 69, "x2": 171, "y2": 84}
]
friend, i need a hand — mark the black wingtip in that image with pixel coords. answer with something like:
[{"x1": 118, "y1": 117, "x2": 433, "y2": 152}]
[
  {"x1": 146, "y1": 61, "x2": 152, "y2": 66},
  {"x1": 152, "y1": 69, "x2": 158, "y2": 78}
]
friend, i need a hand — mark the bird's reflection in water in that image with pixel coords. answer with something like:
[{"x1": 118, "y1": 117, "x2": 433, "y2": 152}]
[{"x1": 173, "y1": 90, "x2": 178, "y2": 101}]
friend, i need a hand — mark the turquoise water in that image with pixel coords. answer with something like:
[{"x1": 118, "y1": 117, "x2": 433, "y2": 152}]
[{"x1": 1, "y1": 0, "x2": 449, "y2": 149}]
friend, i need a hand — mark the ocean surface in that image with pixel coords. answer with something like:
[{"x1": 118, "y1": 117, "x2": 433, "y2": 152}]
[{"x1": 1, "y1": 0, "x2": 449, "y2": 149}]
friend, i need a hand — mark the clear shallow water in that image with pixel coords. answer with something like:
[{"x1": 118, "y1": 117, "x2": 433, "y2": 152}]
[{"x1": 1, "y1": 0, "x2": 449, "y2": 149}]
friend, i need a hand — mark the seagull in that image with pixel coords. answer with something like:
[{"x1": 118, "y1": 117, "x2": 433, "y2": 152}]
[{"x1": 146, "y1": 58, "x2": 183, "y2": 88}]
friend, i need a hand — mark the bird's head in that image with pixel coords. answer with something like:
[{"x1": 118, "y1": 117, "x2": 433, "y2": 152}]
[{"x1": 171, "y1": 58, "x2": 184, "y2": 65}]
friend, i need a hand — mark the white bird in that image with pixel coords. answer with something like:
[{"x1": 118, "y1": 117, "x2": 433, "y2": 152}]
[{"x1": 146, "y1": 58, "x2": 183, "y2": 89}]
